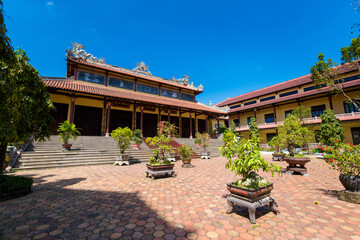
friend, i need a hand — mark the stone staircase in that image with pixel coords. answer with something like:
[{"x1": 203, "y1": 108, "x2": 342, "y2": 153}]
[
  {"x1": 175, "y1": 138, "x2": 224, "y2": 157},
  {"x1": 15, "y1": 136, "x2": 153, "y2": 170}
]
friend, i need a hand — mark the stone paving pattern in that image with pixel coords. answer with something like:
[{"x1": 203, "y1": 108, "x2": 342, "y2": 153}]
[{"x1": 1, "y1": 155, "x2": 360, "y2": 240}]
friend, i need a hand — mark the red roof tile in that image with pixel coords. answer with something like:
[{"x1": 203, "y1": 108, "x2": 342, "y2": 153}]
[
  {"x1": 43, "y1": 78, "x2": 225, "y2": 114},
  {"x1": 228, "y1": 79, "x2": 360, "y2": 113},
  {"x1": 68, "y1": 57, "x2": 203, "y2": 93},
  {"x1": 217, "y1": 64, "x2": 356, "y2": 107}
]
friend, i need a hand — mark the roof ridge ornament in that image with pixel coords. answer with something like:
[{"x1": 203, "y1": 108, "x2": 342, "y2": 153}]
[
  {"x1": 66, "y1": 43, "x2": 105, "y2": 64},
  {"x1": 132, "y1": 61, "x2": 152, "y2": 76}
]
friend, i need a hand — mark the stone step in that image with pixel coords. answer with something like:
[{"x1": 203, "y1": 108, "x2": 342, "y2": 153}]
[
  {"x1": 20, "y1": 154, "x2": 153, "y2": 162},
  {"x1": 15, "y1": 161, "x2": 122, "y2": 170}
]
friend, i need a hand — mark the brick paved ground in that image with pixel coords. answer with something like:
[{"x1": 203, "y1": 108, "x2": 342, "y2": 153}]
[{"x1": 1, "y1": 155, "x2": 360, "y2": 240}]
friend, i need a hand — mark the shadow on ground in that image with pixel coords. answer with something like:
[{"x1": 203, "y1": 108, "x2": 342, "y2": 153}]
[{"x1": 0, "y1": 174, "x2": 194, "y2": 239}]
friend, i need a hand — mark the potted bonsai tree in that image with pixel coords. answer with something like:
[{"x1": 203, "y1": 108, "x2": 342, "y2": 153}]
[
  {"x1": 324, "y1": 141, "x2": 360, "y2": 202},
  {"x1": 199, "y1": 132, "x2": 211, "y2": 159},
  {"x1": 178, "y1": 144, "x2": 193, "y2": 167},
  {"x1": 268, "y1": 136, "x2": 285, "y2": 161},
  {"x1": 220, "y1": 131, "x2": 282, "y2": 224},
  {"x1": 132, "y1": 129, "x2": 143, "y2": 150},
  {"x1": 274, "y1": 114, "x2": 313, "y2": 175},
  {"x1": 111, "y1": 127, "x2": 133, "y2": 165},
  {"x1": 194, "y1": 132, "x2": 202, "y2": 149},
  {"x1": 146, "y1": 121, "x2": 177, "y2": 179},
  {"x1": 57, "y1": 120, "x2": 80, "y2": 151}
]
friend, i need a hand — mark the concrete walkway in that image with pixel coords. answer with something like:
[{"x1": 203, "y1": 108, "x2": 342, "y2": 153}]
[{"x1": 1, "y1": 156, "x2": 360, "y2": 240}]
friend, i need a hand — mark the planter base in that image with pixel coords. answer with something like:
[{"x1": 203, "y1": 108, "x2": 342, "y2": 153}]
[
  {"x1": 285, "y1": 167, "x2": 309, "y2": 176},
  {"x1": 201, "y1": 155, "x2": 211, "y2": 159},
  {"x1": 339, "y1": 190, "x2": 360, "y2": 204},
  {"x1": 182, "y1": 163, "x2": 193, "y2": 168},
  {"x1": 146, "y1": 169, "x2": 175, "y2": 180},
  {"x1": 227, "y1": 195, "x2": 277, "y2": 224},
  {"x1": 114, "y1": 161, "x2": 130, "y2": 166}
]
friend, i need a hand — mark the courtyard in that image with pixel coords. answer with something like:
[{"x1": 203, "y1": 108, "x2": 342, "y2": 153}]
[{"x1": 1, "y1": 155, "x2": 359, "y2": 240}]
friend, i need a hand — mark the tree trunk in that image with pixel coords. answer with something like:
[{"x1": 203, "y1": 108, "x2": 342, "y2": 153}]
[
  {"x1": 0, "y1": 142, "x2": 8, "y2": 174},
  {"x1": 288, "y1": 144, "x2": 296, "y2": 157}
]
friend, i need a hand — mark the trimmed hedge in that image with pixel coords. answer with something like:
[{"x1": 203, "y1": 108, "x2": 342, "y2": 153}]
[{"x1": 0, "y1": 175, "x2": 33, "y2": 200}]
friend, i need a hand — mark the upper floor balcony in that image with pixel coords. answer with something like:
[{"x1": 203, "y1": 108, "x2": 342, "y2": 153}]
[{"x1": 236, "y1": 112, "x2": 360, "y2": 132}]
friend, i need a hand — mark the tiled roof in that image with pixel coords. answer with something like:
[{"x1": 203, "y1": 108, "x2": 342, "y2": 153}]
[
  {"x1": 43, "y1": 78, "x2": 225, "y2": 114},
  {"x1": 217, "y1": 64, "x2": 356, "y2": 107},
  {"x1": 68, "y1": 57, "x2": 203, "y2": 93},
  {"x1": 227, "y1": 79, "x2": 360, "y2": 113}
]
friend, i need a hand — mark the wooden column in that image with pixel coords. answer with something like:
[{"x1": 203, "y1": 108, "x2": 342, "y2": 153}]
[
  {"x1": 179, "y1": 111, "x2": 182, "y2": 137},
  {"x1": 328, "y1": 95, "x2": 334, "y2": 110},
  {"x1": 253, "y1": 109, "x2": 257, "y2": 119},
  {"x1": 74, "y1": 66, "x2": 79, "y2": 80},
  {"x1": 158, "y1": 107, "x2": 161, "y2": 122},
  {"x1": 134, "y1": 78, "x2": 137, "y2": 91},
  {"x1": 140, "y1": 106, "x2": 144, "y2": 133},
  {"x1": 179, "y1": 89, "x2": 181, "y2": 100},
  {"x1": 237, "y1": 112, "x2": 240, "y2": 128},
  {"x1": 168, "y1": 109, "x2": 171, "y2": 123},
  {"x1": 105, "y1": 102, "x2": 111, "y2": 137},
  {"x1": 195, "y1": 113, "x2": 198, "y2": 134},
  {"x1": 159, "y1": 84, "x2": 162, "y2": 96},
  {"x1": 132, "y1": 104, "x2": 137, "y2": 131},
  {"x1": 217, "y1": 117, "x2": 220, "y2": 138},
  {"x1": 105, "y1": 71, "x2": 109, "y2": 86},
  {"x1": 69, "y1": 97, "x2": 75, "y2": 123},
  {"x1": 189, "y1": 112, "x2": 193, "y2": 139},
  {"x1": 205, "y1": 115, "x2": 209, "y2": 133},
  {"x1": 273, "y1": 105, "x2": 277, "y2": 124}
]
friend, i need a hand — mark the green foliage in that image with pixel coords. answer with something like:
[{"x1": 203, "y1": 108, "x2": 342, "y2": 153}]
[
  {"x1": 4, "y1": 154, "x2": 10, "y2": 164},
  {"x1": 194, "y1": 132, "x2": 202, "y2": 144},
  {"x1": 249, "y1": 117, "x2": 260, "y2": 141},
  {"x1": 341, "y1": 36, "x2": 360, "y2": 66},
  {"x1": 220, "y1": 132, "x2": 282, "y2": 185},
  {"x1": 214, "y1": 124, "x2": 227, "y2": 135},
  {"x1": 232, "y1": 172, "x2": 270, "y2": 189},
  {"x1": 196, "y1": 132, "x2": 210, "y2": 151},
  {"x1": 146, "y1": 121, "x2": 175, "y2": 165},
  {"x1": 132, "y1": 129, "x2": 143, "y2": 144},
  {"x1": 0, "y1": 175, "x2": 33, "y2": 197},
  {"x1": 319, "y1": 110, "x2": 344, "y2": 146},
  {"x1": 111, "y1": 127, "x2": 133, "y2": 154},
  {"x1": 57, "y1": 121, "x2": 80, "y2": 145},
  {"x1": 268, "y1": 136, "x2": 284, "y2": 152},
  {"x1": 323, "y1": 142, "x2": 360, "y2": 176},
  {"x1": 272, "y1": 114, "x2": 313, "y2": 156},
  {"x1": 292, "y1": 106, "x2": 311, "y2": 121},
  {"x1": 178, "y1": 144, "x2": 193, "y2": 160}
]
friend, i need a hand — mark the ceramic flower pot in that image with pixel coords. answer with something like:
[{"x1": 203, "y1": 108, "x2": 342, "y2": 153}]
[
  {"x1": 182, "y1": 158, "x2": 191, "y2": 164},
  {"x1": 339, "y1": 174, "x2": 360, "y2": 192},
  {"x1": 62, "y1": 144, "x2": 72, "y2": 151}
]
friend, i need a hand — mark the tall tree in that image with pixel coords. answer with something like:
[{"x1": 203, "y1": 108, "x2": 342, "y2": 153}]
[
  {"x1": 0, "y1": 1, "x2": 53, "y2": 172},
  {"x1": 249, "y1": 117, "x2": 260, "y2": 141},
  {"x1": 318, "y1": 110, "x2": 344, "y2": 146}
]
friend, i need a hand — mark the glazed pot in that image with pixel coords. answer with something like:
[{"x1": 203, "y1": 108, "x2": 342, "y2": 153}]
[
  {"x1": 62, "y1": 144, "x2": 72, "y2": 151},
  {"x1": 283, "y1": 156, "x2": 311, "y2": 167},
  {"x1": 132, "y1": 143, "x2": 141, "y2": 150},
  {"x1": 339, "y1": 174, "x2": 360, "y2": 192},
  {"x1": 146, "y1": 164, "x2": 174, "y2": 172},
  {"x1": 182, "y1": 158, "x2": 191, "y2": 164},
  {"x1": 227, "y1": 183, "x2": 274, "y2": 202}
]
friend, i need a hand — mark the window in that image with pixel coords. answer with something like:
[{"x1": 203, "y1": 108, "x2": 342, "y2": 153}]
[
  {"x1": 344, "y1": 101, "x2": 360, "y2": 113},
  {"x1": 335, "y1": 74, "x2": 360, "y2": 84},
  {"x1": 266, "y1": 133, "x2": 276, "y2": 143},
  {"x1": 244, "y1": 100, "x2": 257, "y2": 106},
  {"x1": 265, "y1": 113, "x2": 275, "y2": 123},
  {"x1": 230, "y1": 104, "x2": 241, "y2": 109},
  {"x1": 279, "y1": 90, "x2": 298, "y2": 97},
  {"x1": 108, "y1": 77, "x2": 134, "y2": 90},
  {"x1": 137, "y1": 83, "x2": 159, "y2": 95},
  {"x1": 78, "y1": 71, "x2": 105, "y2": 85},
  {"x1": 304, "y1": 84, "x2": 326, "y2": 92},
  {"x1": 161, "y1": 89, "x2": 179, "y2": 99},
  {"x1": 260, "y1": 96, "x2": 275, "y2": 102},
  {"x1": 285, "y1": 110, "x2": 293, "y2": 118},
  {"x1": 247, "y1": 117, "x2": 255, "y2": 125},
  {"x1": 311, "y1": 105, "x2": 326, "y2": 117},
  {"x1": 233, "y1": 119, "x2": 239, "y2": 127},
  {"x1": 181, "y1": 93, "x2": 195, "y2": 102}
]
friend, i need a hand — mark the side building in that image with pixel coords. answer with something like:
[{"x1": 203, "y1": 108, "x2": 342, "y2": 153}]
[
  {"x1": 44, "y1": 43, "x2": 227, "y2": 137},
  {"x1": 216, "y1": 66, "x2": 360, "y2": 146}
]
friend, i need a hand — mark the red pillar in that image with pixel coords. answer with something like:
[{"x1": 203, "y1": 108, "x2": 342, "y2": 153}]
[
  {"x1": 237, "y1": 112, "x2": 240, "y2": 128},
  {"x1": 189, "y1": 112, "x2": 193, "y2": 139},
  {"x1": 273, "y1": 105, "x2": 277, "y2": 124},
  {"x1": 105, "y1": 102, "x2": 111, "y2": 137},
  {"x1": 328, "y1": 95, "x2": 333, "y2": 110},
  {"x1": 168, "y1": 109, "x2": 171, "y2": 123},
  {"x1": 140, "y1": 106, "x2": 144, "y2": 133},
  {"x1": 69, "y1": 97, "x2": 75, "y2": 123},
  {"x1": 217, "y1": 118, "x2": 220, "y2": 138}
]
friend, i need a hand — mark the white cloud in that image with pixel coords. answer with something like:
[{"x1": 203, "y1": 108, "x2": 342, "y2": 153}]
[{"x1": 46, "y1": 1, "x2": 54, "y2": 9}]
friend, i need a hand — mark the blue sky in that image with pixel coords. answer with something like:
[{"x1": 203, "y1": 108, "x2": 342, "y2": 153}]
[{"x1": 3, "y1": 0, "x2": 359, "y2": 104}]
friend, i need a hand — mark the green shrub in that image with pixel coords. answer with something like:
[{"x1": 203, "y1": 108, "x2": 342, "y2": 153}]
[
  {"x1": 111, "y1": 127, "x2": 133, "y2": 154},
  {"x1": 0, "y1": 175, "x2": 33, "y2": 197},
  {"x1": 132, "y1": 129, "x2": 143, "y2": 144}
]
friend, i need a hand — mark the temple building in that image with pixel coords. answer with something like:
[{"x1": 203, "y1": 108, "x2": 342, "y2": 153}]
[
  {"x1": 44, "y1": 43, "x2": 227, "y2": 137},
  {"x1": 216, "y1": 65, "x2": 360, "y2": 146}
]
